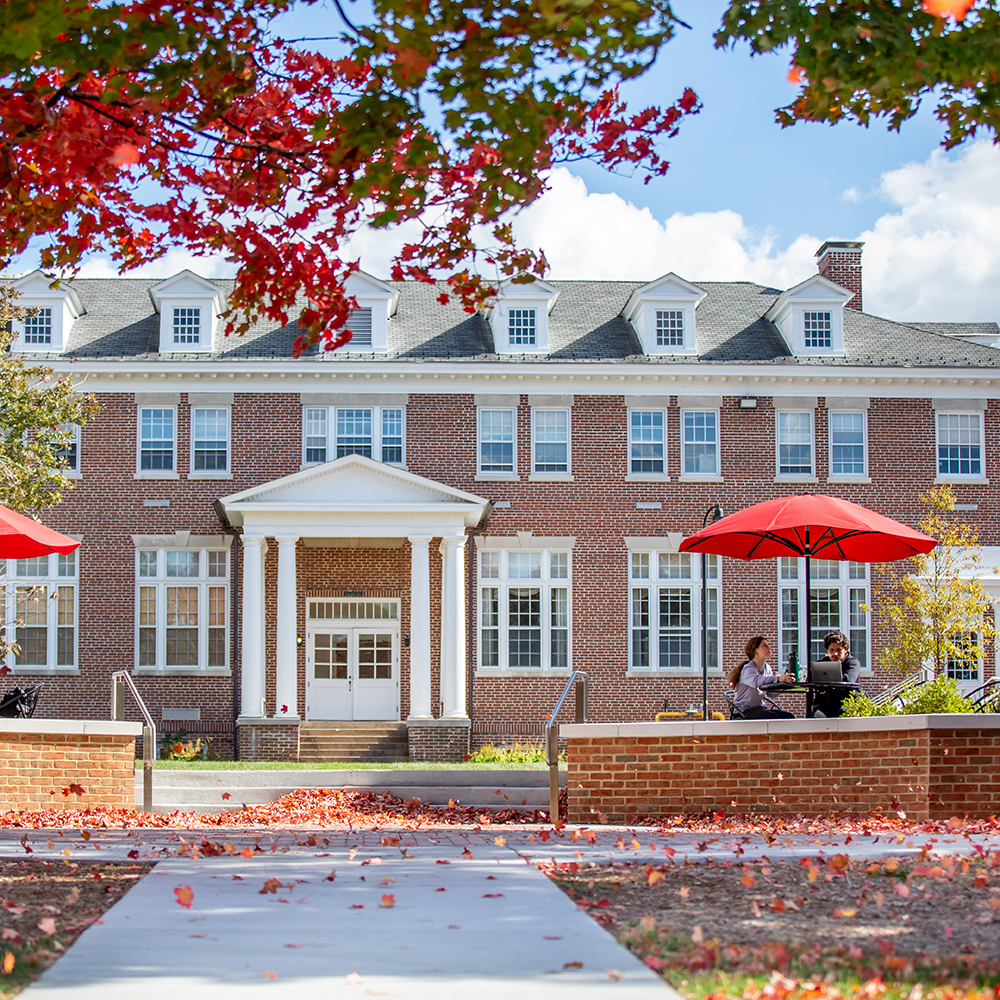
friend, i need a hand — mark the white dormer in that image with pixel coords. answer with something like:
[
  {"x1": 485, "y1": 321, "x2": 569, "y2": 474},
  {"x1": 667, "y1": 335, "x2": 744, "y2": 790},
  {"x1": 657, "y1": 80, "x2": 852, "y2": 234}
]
[
  {"x1": 148, "y1": 271, "x2": 227, "y2": 354},
  {"x1": 621, "y1": 273, "x2": 706, "y2": 356},
  {"x1": 765, "y1": 274, "x2": 854, "y2": 357},
  {"x1": 336, "y1": 271, "x2": 399, "y2": 352},
  {"x1": 486, "y1": 277, "x2": 559, "y2": 354},
  {"x1": 9, "y1": 271, "x2": 85, "y2": 352}
]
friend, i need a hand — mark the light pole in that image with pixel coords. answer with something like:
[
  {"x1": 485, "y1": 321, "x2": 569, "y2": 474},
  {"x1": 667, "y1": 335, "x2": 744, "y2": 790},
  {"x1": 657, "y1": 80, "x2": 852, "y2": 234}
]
[{"x1": 701, "y1": 503, "x2": 724, "y2": 721}]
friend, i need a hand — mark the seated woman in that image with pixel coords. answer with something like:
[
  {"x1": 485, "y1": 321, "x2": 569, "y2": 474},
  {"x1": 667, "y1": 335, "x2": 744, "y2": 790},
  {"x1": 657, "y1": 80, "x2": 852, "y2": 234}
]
[
  {"x1": 727, "y1": 636, "x2": 796, "y2": 719},
  {"x1": 811, "y1": 630, "x2": 862, "y2": 718}
]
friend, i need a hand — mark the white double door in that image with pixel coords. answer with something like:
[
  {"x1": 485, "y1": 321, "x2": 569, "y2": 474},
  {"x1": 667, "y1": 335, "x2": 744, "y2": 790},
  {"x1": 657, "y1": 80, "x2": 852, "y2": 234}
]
[{"x1": 306, "y1": 627, "x2": 400, "y2": 720}]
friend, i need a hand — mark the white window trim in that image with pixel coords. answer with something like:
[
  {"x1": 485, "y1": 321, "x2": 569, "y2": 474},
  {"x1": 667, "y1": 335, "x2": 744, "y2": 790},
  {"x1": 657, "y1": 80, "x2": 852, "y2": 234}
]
[
  {"x1": 56, "y1": 423, "x2": 82, "y2": 480},
  {"x1": 135, "y1": 405, "x2": 178, "y2": 479},
  {"x1": 627, "y1": 407, "x2": 668, "y2": 479},
  {"x1": 934, "y1": 410, "x2": 988, "y2": 484},
  {"x1": 134, "y1": 547, "x2": 230, "y2": 674},
  {"x1": 776, "y1": 557, "x2": 871, "y2": 674},
  {"x1": 301, "y1": 405, "x2": 407, "y2": 468},
  {"x1": 476, "y1": 406, "x2": 518, "y2": 479},
  {"x1": 3, "y1": 553, "x2": 80, "y2": 674},
  {"x1": 679, "y1": 408, "x2": 721, "y2": 479},
  {"x1": 530, "y1": 407, "x2": 571, "y2": 477},
  {"x1": 827, "y1": 409, "x2": 869, "y2": 482},
  {"x1": 775, "y1": 409, "x2": 816, "y2": 480},
  {"x1": 189, "y1": 405, "x2": 232, "y2": 479},
  {"x1": 476, "y1": 548, "x2": 572, "y2": 675},
  {"x1": 626, "y1": 548, "x2": 721, "y2": 676}
]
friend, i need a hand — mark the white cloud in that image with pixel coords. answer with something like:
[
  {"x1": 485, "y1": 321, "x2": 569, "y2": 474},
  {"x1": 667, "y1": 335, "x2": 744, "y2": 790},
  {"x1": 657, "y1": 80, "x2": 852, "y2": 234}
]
[{"x1": 842, "y1": 187, "x2": 862, "y2": 204}]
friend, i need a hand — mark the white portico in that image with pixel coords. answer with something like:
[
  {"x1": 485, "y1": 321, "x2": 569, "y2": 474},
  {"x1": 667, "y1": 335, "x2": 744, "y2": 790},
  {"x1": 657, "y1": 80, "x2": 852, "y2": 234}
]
[{"x1": 218, "y1": 456, "x2": 488, "y2": 726}]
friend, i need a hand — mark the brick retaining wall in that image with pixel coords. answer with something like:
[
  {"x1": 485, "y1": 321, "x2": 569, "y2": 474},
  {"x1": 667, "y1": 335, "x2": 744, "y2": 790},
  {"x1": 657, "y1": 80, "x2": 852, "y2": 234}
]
[
  {"x1": 408, "y1": 719, "x2": 471, "y2": 762},
  {"x1": 0, "y1": 720, "x2": 141, "y2": 812},
  {"x1": 561, "y1": 715, "x2": 1000, "y2": 824}
]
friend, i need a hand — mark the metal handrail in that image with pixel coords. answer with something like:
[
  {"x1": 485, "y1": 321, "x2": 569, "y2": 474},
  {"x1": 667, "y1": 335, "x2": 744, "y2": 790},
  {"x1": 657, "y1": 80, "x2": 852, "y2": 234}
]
[
  {"x1": 870, "y1": 665, "x2": 934, "y2": 707},
  {"x1": 111, "y1": 671, "x2": 155, "y2": 812},
  {"x1": 544, "y1": 670, "x2": 587, "y2": 824}
]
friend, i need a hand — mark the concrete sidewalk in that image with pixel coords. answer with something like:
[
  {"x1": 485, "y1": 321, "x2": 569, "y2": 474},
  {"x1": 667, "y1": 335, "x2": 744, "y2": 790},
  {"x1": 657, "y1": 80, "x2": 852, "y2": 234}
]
[{"x1": 8, "y1": 824, "x2": 1000, "y2": 999}]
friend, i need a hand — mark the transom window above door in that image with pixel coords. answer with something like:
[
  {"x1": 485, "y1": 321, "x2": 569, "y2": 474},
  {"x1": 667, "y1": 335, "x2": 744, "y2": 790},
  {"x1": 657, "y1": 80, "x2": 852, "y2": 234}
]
[{"x1": 303, "y1": 406, "x2": 405, "y2": 466}]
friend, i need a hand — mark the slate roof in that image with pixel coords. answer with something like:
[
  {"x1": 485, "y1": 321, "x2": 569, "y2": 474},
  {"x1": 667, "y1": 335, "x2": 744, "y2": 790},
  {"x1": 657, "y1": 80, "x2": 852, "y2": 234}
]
[{"x1": 13, "y1": 276, "x2": 1000, "y2": 369}]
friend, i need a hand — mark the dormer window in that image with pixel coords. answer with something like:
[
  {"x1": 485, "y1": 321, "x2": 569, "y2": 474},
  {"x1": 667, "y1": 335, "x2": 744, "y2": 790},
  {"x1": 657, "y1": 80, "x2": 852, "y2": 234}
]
[
  {"x1": 803, "y1": 311, "x2": 832, "y2": 349},
  {"x1": 621, "y1": 273, "x2": 705, "y2": 356},
  {"x1": 509, "y1": 309, "x2": 536, "y2": 347},
  {"x1": 487, "y1": 277, "x2": 558, "y2": 355},
  {"x1": 346, "y1": 308, "x2": 373, "y2": 348},
  {"x1": 655, "y1": 310, "x2": 684, "y2": 348},
  {"x1": 8, "y1": 271, "x2": 85, "y2": 353},
  {"x1": 765, "y1": 274, "x2": 852, "y2": 357},
  {"x1": 334, "y1": 273, "x2": 398, "y2": 353},
  {"x1": 149, "y1": 271, "x2": 227, "y2": 354},
  {"x1": 23, "y1": 308, "x2": 53, "y2": 346},
  {"x1": 172, "y1": 307, "x2": 202, "y2": 346}
]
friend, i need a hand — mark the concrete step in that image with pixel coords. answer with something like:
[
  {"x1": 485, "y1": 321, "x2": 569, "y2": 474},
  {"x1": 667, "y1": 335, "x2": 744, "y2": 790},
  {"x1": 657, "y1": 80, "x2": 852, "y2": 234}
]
[
  {"x1": 298, "y1": 721, "x2": 409, "y2": 763},
  {"x1": 136, "y1": 768, "x2": 565, "y2": 814}
]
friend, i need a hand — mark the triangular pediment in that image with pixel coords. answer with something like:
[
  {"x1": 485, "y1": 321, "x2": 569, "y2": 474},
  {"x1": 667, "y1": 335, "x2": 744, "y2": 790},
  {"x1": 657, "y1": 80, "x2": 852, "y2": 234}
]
[{"x1": 219, "y1": 454, "x2": 487, "y2": 520}]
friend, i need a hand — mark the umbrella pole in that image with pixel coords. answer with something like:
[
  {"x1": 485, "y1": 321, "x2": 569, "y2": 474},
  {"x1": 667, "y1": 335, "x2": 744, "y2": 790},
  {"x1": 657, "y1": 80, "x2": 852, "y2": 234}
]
[{"x1": 804, "y1": 549, "x2": 812, "y2": 670}]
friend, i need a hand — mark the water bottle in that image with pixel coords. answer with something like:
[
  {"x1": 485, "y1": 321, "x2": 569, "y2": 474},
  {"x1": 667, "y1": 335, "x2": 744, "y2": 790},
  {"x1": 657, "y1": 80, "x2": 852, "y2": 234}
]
[{"x1": 789, "y1": 650, "x2": 799, "y2": 682}]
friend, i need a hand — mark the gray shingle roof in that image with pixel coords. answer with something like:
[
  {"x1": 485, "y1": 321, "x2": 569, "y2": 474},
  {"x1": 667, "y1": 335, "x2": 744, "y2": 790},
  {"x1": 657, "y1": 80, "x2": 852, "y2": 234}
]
[{"x1": 12, "y1": 276, "x2": 1000, "y2": 369}]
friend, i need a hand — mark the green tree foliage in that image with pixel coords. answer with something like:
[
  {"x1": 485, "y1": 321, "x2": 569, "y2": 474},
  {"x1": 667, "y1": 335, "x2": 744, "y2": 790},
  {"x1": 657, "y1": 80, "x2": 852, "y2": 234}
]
[
  {"x1": 717, "y1": 1, "x2": 1000, "y2": 149},
  {"x1": 842, "y1": 674, "x2": 975, "y2": 716},
  {"x1": 0, "y1": 286, "x2": 99, "y2": 512},
  {"x1": 875, "y1": 485, "x2": 995, "y2": 678},
  {"x1": 0, "y1": 1, "x2": 699, "y2": 351}
]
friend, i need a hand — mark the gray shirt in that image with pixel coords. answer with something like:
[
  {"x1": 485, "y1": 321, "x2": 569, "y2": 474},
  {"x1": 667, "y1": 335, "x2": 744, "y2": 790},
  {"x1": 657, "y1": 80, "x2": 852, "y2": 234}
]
[{"x1": 733, "y1": 660, "x2": 783, "y2": 712}]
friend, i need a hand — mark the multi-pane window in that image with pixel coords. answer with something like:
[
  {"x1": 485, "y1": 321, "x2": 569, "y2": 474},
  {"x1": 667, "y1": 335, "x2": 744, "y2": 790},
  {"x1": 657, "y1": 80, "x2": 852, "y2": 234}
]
[
  {"x1": 3, "y1": 553, "x2": 78, "y2": 670},
  {"x1": 936, "y1": 412, "x2": 982, "y2": 478},
  {"x1": 655, "y1": 310, "x2": 684, "y2": 348},
  {"x1": 191, "y1": 407, "x2": 229, "y2": 472},
  {"x1": 138, "y1": 407, "x2": 175, "y2": 472},
  {"x1": 629, "y1": 550, "x2": 720, "y2": 671},
  {"x1": 532, "y1": 409, "x2": 570, "y2": 474},
  {"x1": 303, "y1": 406, "x2": 405, "y2": 466},
  {"x1": 778, "y1": 558, "x2": 868, "y2": 668},
  {"x1": 629, "y1": 410, "x2": 665, "y2": 475},
  {"x1": 136, "y1": 548, "x2": 228, "y2": 669},
  {"x1": 478, "y1": 408, "x2": 516, "y2": 475},
  {"x1": 172, "y1": 307, "x2": 201, "y2": 346},
  {"x1": 946, "y1": 634, "x2": 980, "y2": 683},
  {"x1": 681, "y1": 410, "x2": 719, "y2": 475},
  {"x1": 55, "y1": 423, "x2": 80, "y2": 474},
  {"x1": 478, "y1": 549, "x2": 571, "y2": 671},
  {"x1": 508, "y1": 309, "x2": 536, "y2": 346},
  {"x1": 22, "y1": 308, "x2": 52, "y2": 346},
  {"x1": 776, "y1": 411, "x2": 813, "y2": 477},
  {"x1": 803, "y1": 311, "x2": 832, "y2": 349},
  {"x1": 829, "y1": 411, "x2": 866, "y2": 477}
]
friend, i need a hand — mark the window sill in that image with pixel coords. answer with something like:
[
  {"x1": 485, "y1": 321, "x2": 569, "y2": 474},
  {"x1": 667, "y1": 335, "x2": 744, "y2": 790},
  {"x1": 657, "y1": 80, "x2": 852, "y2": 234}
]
[
  {"x1": 528, "y1": 474, "x2": 574, "y2": 482},
  {"x1": 677, "y1": 474, "x2": 723, "y2": 483},
  {"x1": 134, "y1": 472, "x2": 180, "y2": 480},
  {"x1": 626, "y1": 668, "x2": 723, "y2": 679},
  {"x1": 475, "y1": 669, "x2": 574, "y2": 678},
  {"x1": 934, "y1": 476, "x2": 989, "y2": 485},
  {"x1": 188, "y1": 472, "x2": 233, "y2": 480},
  {"x1": 5, "y1": 668, "x2": 80, "y2": 676},
  {"x1": 774, "y1": 475, "x2": 818, "y2": 484},
  {"x1": 826, "y1": 476, "x2": 871, "y2": 484},
  {"x1": 625, "y1": 474, "x2": 671, "y2": 482},
  {"x1": 60, "y1": 471, "x2": 82, "y2": 481},
  {"x1": 132, "y1": 668, "x2": 232, "y2": 677},
  {"x1": 475, "y1": 474, "x2": 520, "y2": 482}
]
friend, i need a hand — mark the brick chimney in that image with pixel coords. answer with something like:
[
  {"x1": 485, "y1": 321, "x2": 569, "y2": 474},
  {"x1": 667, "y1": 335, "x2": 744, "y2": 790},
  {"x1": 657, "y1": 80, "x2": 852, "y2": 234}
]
[{"x1": 815, "y1": 240, "x2": 864, "y2": 311}]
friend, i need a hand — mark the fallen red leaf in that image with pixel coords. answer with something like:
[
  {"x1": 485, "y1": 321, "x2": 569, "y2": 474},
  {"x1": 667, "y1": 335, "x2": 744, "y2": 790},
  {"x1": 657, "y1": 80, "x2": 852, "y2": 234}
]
[{"x1": 174, "y1": 885, "x2": 194, "y2": 909}]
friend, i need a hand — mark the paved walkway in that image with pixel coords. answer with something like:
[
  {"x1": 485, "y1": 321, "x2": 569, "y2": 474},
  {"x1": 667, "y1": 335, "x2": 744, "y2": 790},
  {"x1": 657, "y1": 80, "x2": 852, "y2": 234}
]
[{"x1": 4, "y1": 824, "x2": 999, "y2": 999}]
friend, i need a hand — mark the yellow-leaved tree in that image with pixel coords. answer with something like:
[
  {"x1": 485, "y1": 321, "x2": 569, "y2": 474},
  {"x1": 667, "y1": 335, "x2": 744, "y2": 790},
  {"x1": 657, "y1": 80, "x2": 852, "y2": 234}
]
[{"x1": 877, "y1": 486, "x2": 994, "y2": 678}]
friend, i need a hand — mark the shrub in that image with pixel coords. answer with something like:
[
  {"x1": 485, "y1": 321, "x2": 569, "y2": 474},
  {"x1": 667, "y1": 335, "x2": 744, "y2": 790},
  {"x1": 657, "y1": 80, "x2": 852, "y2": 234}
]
[
  {"x1": 841, "y1": 691, "x2": 898, "y2": 717},
  {"x1": 467, "y1": 740, "x2": 559, "y2": 764},
  {"x1": 841, "y1": 675, "x2": 974, "y2": 717}
]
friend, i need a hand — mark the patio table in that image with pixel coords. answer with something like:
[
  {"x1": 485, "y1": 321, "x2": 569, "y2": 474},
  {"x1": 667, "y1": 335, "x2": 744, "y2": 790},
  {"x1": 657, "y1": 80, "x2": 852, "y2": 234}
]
[{"x1": 768, "y1": 681, "x2": 861, "y2": 718}]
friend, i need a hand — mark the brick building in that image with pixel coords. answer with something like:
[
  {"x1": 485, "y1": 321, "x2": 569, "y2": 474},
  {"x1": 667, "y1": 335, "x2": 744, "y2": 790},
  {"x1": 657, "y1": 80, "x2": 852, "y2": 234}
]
[{"x1": 5, "y1": 241, "x2": 1000, "y2": 759}]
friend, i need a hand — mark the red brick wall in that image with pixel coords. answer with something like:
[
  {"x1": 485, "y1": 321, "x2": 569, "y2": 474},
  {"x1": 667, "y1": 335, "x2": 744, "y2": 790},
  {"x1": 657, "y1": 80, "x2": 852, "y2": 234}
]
[
  {"x1": 237, "y1": 722, "x2": 300, "y2": 762},
  {"x1": 408, "y1": 723, "x2": 470, "y2": 762},
  {"x1": 564, "y1": 720, "x2": 1000, "y2": 823},
  {"x1": 19, "y1": 389, "x2": 998, "y2": 757},
  {"x1": 0, "y1": 732, "x2": 136, "y2": 811}
]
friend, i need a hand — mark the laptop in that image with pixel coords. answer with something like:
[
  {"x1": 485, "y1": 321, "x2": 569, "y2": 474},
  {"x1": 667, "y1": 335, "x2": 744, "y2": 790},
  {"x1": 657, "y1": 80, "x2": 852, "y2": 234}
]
[{"x1": 809, "y1": 661, "x2": 845, "y2": 684}]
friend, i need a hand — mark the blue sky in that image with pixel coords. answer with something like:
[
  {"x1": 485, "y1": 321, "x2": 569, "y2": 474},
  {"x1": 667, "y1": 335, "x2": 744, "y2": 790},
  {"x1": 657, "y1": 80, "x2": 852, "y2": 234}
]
[{"x1": 66, "y1": 0, "x2": 1000, "y2": 325}]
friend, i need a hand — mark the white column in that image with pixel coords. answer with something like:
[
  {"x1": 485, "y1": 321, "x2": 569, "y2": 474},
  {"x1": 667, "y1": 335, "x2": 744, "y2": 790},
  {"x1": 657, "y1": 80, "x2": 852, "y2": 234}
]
[
  {"x1": 408, "y1": 535, "x2": 432, "y2": 719},
  {"x1": 240, "y1": 535, "x2": 266, "y2": 718},
  {"x1": 440, "y1": 535, "x2": 468, "y2": 718},
  {"x1": 274, "y1": 535, "x2": 299, "y2": 719}
]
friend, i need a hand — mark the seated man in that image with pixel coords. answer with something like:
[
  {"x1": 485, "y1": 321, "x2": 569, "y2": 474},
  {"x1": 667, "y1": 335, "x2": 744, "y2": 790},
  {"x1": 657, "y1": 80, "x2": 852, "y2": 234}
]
[{"x1": 812, "y1": 630, "x2": 862, "y2": 718}]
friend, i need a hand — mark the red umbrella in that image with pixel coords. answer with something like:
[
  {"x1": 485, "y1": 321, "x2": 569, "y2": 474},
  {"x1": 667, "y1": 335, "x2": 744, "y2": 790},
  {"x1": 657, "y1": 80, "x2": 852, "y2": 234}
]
[
  {"x1": 679, "y1": 494, "x2": 936, "y2": 662},
  {"x1": 0, "y1": 506, "x2": 80, "y2": 559}
]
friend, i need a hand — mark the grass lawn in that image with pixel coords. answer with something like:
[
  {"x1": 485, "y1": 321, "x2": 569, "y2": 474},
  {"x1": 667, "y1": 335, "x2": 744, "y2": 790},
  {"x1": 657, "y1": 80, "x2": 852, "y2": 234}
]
[{"x1": 149, "y1": 759, "x2": 561, "y2": 770}]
